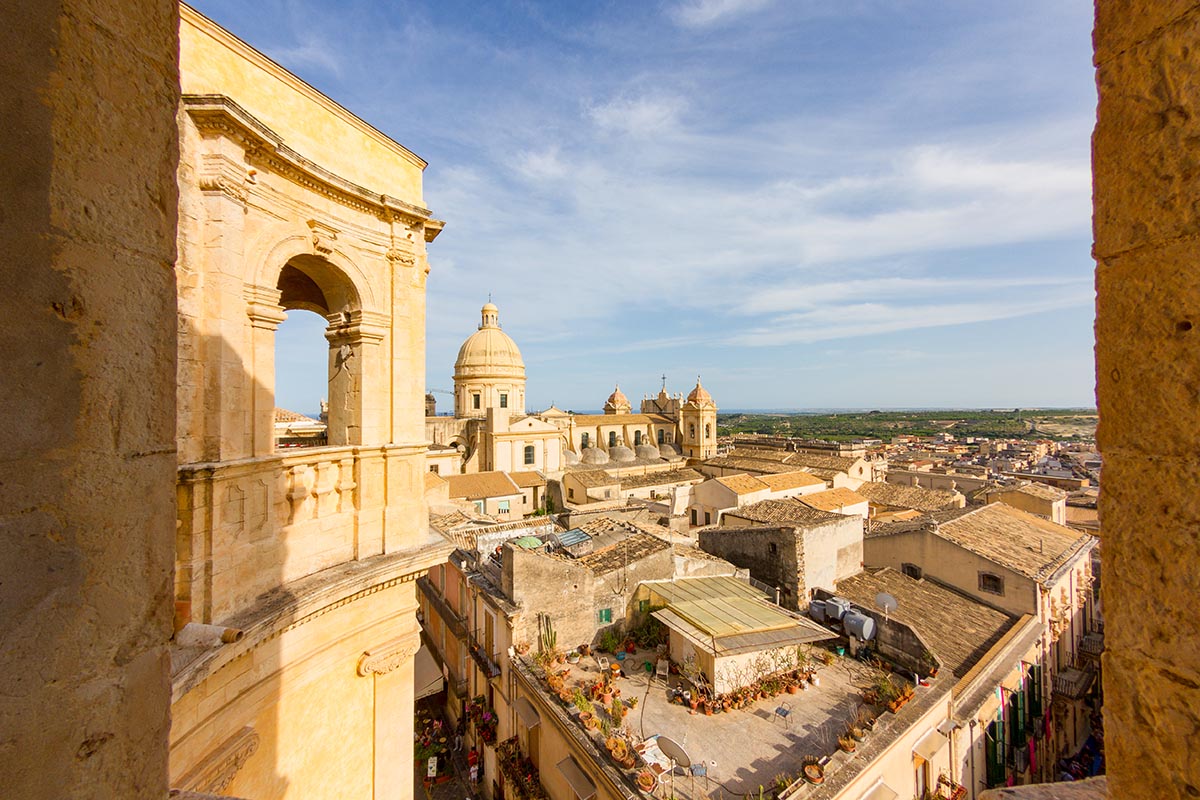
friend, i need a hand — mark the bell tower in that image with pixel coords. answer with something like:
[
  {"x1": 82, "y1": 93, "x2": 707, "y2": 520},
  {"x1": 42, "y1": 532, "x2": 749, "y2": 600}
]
[{"x1": 680, "y1": 377, "x2": 717, "y2": 460}]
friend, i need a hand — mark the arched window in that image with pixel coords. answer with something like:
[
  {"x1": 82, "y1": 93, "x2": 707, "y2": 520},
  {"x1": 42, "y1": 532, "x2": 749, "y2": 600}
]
[
  {"x1": 657, "y1": 429, "x2": 665, "y2": 445},
  {"x1": 524, "y1": 445, "x2": 535, "y2": 465},
  {"x1": 689, "y1": 424, "x2": 696, "y2": 439},
  {"x1": 634, "y1": 431, "x2": 642, "y2": 446},
  {"x1": 608, "y1": 431, "x2": 617, "y2": 448},
  {"x1": 705, "y1": 424, "x2": 711, "y2": 440},
  {"x1": 581, "y1": 432, "x2": 589, "y2": 448},
  {"x1": 274, "y1": 308, "x2": 330, "y2": 448}
]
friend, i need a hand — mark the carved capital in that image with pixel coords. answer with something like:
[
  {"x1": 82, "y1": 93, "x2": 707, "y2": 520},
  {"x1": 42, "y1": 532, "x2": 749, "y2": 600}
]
[
  {"x1": 198, "y1": 154, "x2": 249, "y2": 203},
  {"x1": 386, "y1": 247, "x2": 416, "y2": 267},
  {"x1": 357, "y1": 634, "x2": 420, "y2": 676},
  {"x1": 177, "y1": 726, "x2": 260, "y2": 794},
  {"x1": 307, "y1": 219, "x2": 339, "y2": 255},
  {"x1": 244, "y1": 284, "x2": 287, "y2": 330}
]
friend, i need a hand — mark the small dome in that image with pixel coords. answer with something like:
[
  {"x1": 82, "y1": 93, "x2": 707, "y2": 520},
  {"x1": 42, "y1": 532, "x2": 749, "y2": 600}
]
[
  {"x1": 564, "y1": 449, "x2": 581, "y2": 465},
  {"x1": 581, "y1": 448, "x2": 610, "y2": 465},
  {"x1": 686, "y1": 377, "x2": 714, "y2": 405},
  {"x1": 635, "y1": 444, "x2": 661, "y2": 460},
  {"x1": 658, "y1": 442, "x2": 681, "y2": 456},
  {"x1": 609, "y1": 445, "x2": 636, "y2": 462}
]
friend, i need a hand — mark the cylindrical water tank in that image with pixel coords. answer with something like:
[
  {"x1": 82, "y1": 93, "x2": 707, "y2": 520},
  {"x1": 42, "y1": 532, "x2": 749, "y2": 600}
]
[
  {"x1": 825, "y1": 597, "x2": 851, "y2": 621},
  {"x1": 843, "y1": 610, "x2": 876, "y2": 641},
  {"x1": 809, "y1": 600, "x2": 826, "y2": 623}
]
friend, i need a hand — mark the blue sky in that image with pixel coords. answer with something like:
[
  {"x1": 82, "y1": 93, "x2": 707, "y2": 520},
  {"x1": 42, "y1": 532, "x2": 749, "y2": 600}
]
[{"x1": 193, "y1": 0, "x2": 1098, "y2": 413}]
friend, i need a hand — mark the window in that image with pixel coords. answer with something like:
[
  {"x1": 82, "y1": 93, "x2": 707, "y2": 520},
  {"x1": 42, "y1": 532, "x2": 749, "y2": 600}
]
[
  {"x1": 430, "y1": 465, "x2": 439, "y2": 474},
  {"x1": 524, "y1": 445, "x2": 535, "y2": 465},
  {"x1": 705, "y1": 423, "x2": 711, "y2": 440},
  {"x1": 704, "y1": 512, "x2": 711, "y2": 525},
  {"x1": 902, "y1": 563, "x2": 922, "y2": 580},
  {"x1": 498, "y1": 500, "x2": 510, "y2": 514},
  {"x1": 689, "y1": 424, "x2": 696, "y2": 438},
  {"x1": 608, "y1": 431, "x2": 617, "y2": 448},
  {"x1": 691, "y1": 509, "x2": 698, "y2": 525},
  {"x1": 638, "y1": 599, "x2": 650, "y2": 613},
  {"x1": 581, "y1": 433, "x2": 589, "y2": 448},
  {"x1": 569, "y1": 488, "x2": 575, "y2": 500},
  {"x1": 657, "y1": 429, "x2": 665, "y2": 444},
  {"x1": 979, "y1": 572, "x2": 1005, "y2": 595},
  {"x1": 500, "y1": 393, "x2": 508, "y2": 408},
  {"x1": 634, "y1": 430, "x2": 642, "y2": 446},
  {"x1": 472, "y1": 393, "x2": 480, "y2": 410},
  {"x1": 769, "y1": 542, "x2": 778, "y2": 556},
  {"x1": 473, "y1": 500, "x2": 484, "y2": 514},
  {"x1": 598, "y1": 608, "x2": 612, "y2": 624}
]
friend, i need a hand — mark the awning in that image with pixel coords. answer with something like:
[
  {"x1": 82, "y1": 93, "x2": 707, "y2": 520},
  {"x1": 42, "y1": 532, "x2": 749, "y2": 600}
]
[
  {"x1": 858, "y1": 779, "x2": 899, "y2": 800},
  {"x1": 514, "y1": 695, "x2": 541, "y2": 729},
  {"x1": 913, "y1": 729, "x2": 948, "y2": 763},
  {"x1": 556, "y1": 756, "x2": 597, "y2": 800},
  {"x1": 414, "y1": 646, "x2": 444, "y2": 700}
]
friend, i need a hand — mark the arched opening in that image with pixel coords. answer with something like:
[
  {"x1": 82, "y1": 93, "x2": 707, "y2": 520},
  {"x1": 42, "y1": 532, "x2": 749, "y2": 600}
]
[
  {"x1": 657, "y1": 429, "x2": 665, "y2": 445},
  {"x1": 274, "y1": 308, "x2": 330, "y2": 448},
  {"x1": 634, "y1": 430, "x2": 642, "y2": 446},
  {"x1": 608, "y1": 431, "x2": 617, "y2": 448},
  {"x1": 270, "y1": 253, "x2": 366, "y2": 450}
]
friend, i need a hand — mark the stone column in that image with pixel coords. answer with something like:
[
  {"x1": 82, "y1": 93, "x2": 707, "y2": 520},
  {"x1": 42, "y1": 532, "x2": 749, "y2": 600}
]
[
  {"x1": 325, "y1": 314, "x2": 385, "y2": 447},
  {"x1": 0, "y1": 0, "x2": 179, "y2": 796},
  {"x1": 358, "y1": 633, "x2": 421, "y2": 800},
  {"x1": 1095, "y1": 6, "x2": 1200, "y2": 798},
  {"x1": 245, "y1": 285, "x2": 287, "y2": 457}
]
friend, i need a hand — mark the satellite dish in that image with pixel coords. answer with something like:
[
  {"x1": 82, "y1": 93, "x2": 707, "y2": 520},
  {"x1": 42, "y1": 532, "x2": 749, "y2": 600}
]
[
  {"x1": 656, "y1": 735, "x2": 692, "y2": 768},
  {"x1": 875, "y1": 592, "x2": 898, "y2": 621}
]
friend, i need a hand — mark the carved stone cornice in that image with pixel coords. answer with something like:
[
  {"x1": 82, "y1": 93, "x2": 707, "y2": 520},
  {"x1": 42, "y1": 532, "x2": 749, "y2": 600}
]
[
  {"x1": 243, "y1": 284, "x2": 287, "y2": 330},
  {"x1": 307, "y1": 219, "x2": 339, "y2": 255},
  {"x1": 176, "y1": 726, "x2": 259, "y2": 794},
  {"x1": 198, "y1": 153, "x2": 249, "y2": 204},
  {"x1": 386, "y1": 247, "x2": 416, "y2": 267},
  {"x1": 357, "y1": 634, "x2": 421, "y2": 676},
  {"x1": 183, "y1": 94, "x2": 434, "y2": 225}
]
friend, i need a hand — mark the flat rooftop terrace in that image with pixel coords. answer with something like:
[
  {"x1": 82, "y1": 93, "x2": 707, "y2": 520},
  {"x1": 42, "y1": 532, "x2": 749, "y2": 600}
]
[{"x1": 520, "y1": 644, "x2": 908, "y2": 800}]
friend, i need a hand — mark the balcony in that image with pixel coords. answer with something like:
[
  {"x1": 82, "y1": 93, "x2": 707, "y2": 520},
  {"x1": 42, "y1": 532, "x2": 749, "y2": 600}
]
[
  {"x1": 497, "y1": 737, "x2": 549, "y2": 800},
  {"x1": 469, "y1": 634, "x2": 502, "y2": 679},
  {"x1": 1078, "y1": 632, "x2": 1103, "y2": 662},
  {"x1": 417, "y1": 576, "x2": 467, "y2": 640},
  {"x1": 1053, "y1": 665, "x2": 1096, "y2": 701}
]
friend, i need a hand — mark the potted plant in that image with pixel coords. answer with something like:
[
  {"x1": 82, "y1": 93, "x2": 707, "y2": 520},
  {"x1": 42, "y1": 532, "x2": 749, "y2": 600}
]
[
  {"x1": 637, "y1": 770, "x2": 656, "y2": 792},
  {"x1": 802, "y1": 760, "x2": 824, "y2": 785},
  {"x1": 567, "y1": 649, "x2": 581, "y2": 664},
  {"x1": 579, "y1": 643, "x2": 591, "y2": 657},
  {"x1": 837, "y1": 734, "x2": 856, "y2": 753}
]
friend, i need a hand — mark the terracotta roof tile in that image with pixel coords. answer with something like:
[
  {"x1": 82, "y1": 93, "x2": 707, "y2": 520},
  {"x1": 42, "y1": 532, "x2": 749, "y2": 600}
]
[
  {"x1": 797, "y1": 487, "x2": 868, "y2": 512},
  {"x1": 620, "y1": 468, "x2": 705, "y2": 489},
  {"x1": 715, "y1": 474, "x2": 769, "y2": 495},
  {"x1": 725, "y1": 498, "x2": 844, "y2": 526},
  {"x1": 445, "y1": 471, "x2": 521, "y2": 500},
  {"x1": 854, "y1": 481, "x2": 963, "y2": 512},
  {"x1": 757, "y1": 470, "x2": 827, "y2": 491},
  {"x1": 509, "y1": 471, "x2": 547, "y2": 488}
]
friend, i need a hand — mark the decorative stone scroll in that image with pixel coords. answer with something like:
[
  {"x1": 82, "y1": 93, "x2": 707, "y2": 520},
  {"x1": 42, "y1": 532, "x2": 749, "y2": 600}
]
[
  {"x1": 357, "y1": 634, "x2": 420, "y2": 677},
  {"x1": 176, "y1": 726, "x2": 260, "y2": 794}
]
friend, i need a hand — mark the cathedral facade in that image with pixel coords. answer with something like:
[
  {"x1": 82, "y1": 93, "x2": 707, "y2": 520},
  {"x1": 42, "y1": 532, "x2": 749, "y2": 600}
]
[{"x1": 426, "y1": 302, "x2": 717, "y2": 476}]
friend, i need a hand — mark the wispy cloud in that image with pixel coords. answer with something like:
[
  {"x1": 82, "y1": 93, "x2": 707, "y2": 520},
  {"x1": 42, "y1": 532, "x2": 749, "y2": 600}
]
[{"x1": 670, "y1": 0, "x2": 775, "y2": 27}]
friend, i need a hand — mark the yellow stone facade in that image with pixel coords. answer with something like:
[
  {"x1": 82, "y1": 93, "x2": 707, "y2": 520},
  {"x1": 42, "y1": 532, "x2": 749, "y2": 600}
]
[{"x1": 169, "y1": 6, "x2": 450, "y2": 797}]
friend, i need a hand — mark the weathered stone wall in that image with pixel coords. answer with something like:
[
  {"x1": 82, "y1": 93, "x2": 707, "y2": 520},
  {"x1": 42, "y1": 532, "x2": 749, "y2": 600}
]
[
  {"x1": 697, "y1": 526, "x2": 802, "y2": 608},
  {"x1": 1094, "y1": 3, "x2": 1200, "y2": 798},
  {"x1": 0, "y1": 1, "x2": 179, "y2": 796}
]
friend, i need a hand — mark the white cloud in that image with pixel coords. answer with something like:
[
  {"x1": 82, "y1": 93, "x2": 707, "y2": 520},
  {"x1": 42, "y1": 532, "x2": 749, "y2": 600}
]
[
  {"x1": 588, "y1": 94, "x2": 687, "y2": 137},
  {"x1": 670, "y1": 0, "x2": 774, "y2": 27}
]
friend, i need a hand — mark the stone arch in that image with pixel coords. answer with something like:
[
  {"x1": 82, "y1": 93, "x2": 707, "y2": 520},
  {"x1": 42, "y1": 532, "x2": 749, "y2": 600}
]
[{"x1": 255, "y1": 234, "x2": 379, "y2": 314}]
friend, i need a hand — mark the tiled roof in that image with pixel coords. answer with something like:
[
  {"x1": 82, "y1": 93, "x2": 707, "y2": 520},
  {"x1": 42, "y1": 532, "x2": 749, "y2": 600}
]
[
  {"x1": 425, "y1": 472, "x2": 448, "y2": 491},
  {"x1": 569, "y1": 469, "x2": 619, "y2": 488},
  {"x1": 1008, "y1": 481, "x2": 1068, "y2": 501},
  {"x1": 784, "y1": 452, "x2": 860, "y2": 472},
  {"x1": 569, "y1": 413, "x2": 674, "y2": 427},
  {"x1": 725, "y1": 498, "x2": 845, "y2": 526},
  {"x1": 620, "y1": 468, "x2": 705, "y2": 489},
  {"x1": 757, "y1": 471, "x2": 827, "y2": 491},
  {"x1": 727, "y1": 448, "x2": 794, "y2": 463},
  {"x1": 836, "y1": 568, "x2": 1018, "y2": 679},
  {"x1": 274, "y1": 407, "x2": 320, "y2": 423},
  {"x1": 854, "y1": 481, "x2": 963, "y2": 512},
  {"x1": 509, "y1": 471, "x2": 547, "y2": 489},
  {"x1": 797, "y1": 487, "x2": 868, "y2": 512},
  {"x1": 936, "y1": 504, "x2": 1093, "y2": 581},
  {"x1": 702, "y1": 457, "x2": 795, "y2": 474},
  {"x1": 576, "y1": 531, "x2": 670, "y2": 575},
  {"x1": 715, "y1": 474, "x2": 769, "y2": 495},
  {"x1": 445, "y1": 471, "x2": 521, "y2": 500}
]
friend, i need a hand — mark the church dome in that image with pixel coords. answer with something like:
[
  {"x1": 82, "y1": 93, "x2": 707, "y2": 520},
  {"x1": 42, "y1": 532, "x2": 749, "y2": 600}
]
[
  {"x1": 635, "y1": 444, "x2": 661, "y2": 460},
  {"x1": 581, "y1": 448, "x2": 610, "y2": 465},
  {"x1": 609, "y1": 445, "x2": 636, "y2": 463},
  {"x1": 564, "y1": 449, "x2": 581, "y2": 465},
  {"x1": 603, "y1": 385, "x2": 632, "y2": 414},
  {"x1": 454, "y1": 302, "x2": 525, "y2": 378},
  {"x1": 658, "y1": 442, "x2": 680, "y2": 456},
  {"x1": 686, "y1": 377, "x2": 714, "y2": 406}
]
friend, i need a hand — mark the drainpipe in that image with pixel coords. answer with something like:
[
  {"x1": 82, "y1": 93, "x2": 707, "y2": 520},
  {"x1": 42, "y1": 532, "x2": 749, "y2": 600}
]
[{"x1": 968, "y1": 719, "x2": 978, "y2": 798}]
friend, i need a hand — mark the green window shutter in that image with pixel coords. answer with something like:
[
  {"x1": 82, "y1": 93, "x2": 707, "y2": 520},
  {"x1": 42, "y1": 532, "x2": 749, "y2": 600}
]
[
  {"x1": 599, "y1": 608, "x2": 612, "y2": 624},
  {"x1": 1029, "y1": 665, "x2": 1043, "y2": 719},
  {"x1": 638, "y1": 599, "x2": 649, "y2": 613},
  {"x1": 1011, "y1": 692, "x2": 1027, "y2": 749},
  {"x1": 985, "y1": 721, "x2": 1002, "y2": 786}
]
